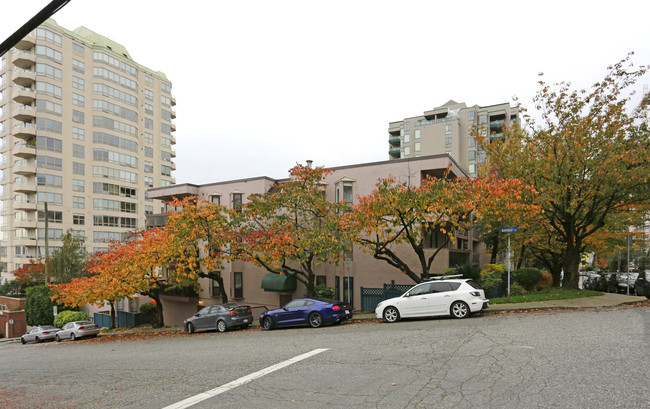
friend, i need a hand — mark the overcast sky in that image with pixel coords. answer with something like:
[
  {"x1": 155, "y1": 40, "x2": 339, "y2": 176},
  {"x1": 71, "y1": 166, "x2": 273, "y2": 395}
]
[{"x1": 5, "y1": 0, "x2": 650, "y2": 184}]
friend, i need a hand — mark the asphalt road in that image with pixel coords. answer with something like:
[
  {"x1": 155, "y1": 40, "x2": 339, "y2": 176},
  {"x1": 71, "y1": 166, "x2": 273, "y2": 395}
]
[{"x1": 1, "y1": 306, "x2": 648, "y2": 409}]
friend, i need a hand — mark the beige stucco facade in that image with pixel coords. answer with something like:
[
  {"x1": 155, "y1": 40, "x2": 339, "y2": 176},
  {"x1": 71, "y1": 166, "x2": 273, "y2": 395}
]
[
  {"x1": 148, "y1": 155, "x2": 490, "y2": 324},
  {"x1": 388, "y1": 100, "x2": 519, "y2": 177},
  {"x1": 0, "y1": 19, "x2": 176, "y2": 283}
]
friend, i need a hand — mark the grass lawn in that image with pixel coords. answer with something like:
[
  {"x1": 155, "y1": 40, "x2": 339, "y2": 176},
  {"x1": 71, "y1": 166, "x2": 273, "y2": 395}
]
[{"x1": 490, "y1": 288, "x2": 603, "y2": 304}]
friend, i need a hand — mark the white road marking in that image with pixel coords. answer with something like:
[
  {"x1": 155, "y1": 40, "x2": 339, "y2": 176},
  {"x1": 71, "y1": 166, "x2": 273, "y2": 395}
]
[{"x1": 162, "y1": 348, "x2": 329, "y2": 409}]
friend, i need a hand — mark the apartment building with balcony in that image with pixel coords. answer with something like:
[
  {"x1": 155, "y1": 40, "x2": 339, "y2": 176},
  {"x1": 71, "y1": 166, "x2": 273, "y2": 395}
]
[
  {"x1": 388, "y1": 100, "x2": 519, "y2": 176},
  {"x1": 146, "y1": 155, "x2": 488, "y2": 325},
  {"x1": 0, "y1": 19, "x2": 176, "y2": 282}
]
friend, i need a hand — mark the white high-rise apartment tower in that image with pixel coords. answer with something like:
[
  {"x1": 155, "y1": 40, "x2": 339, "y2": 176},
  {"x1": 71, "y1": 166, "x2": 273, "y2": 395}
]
[{"x1": 0, "y1": 19, "x2": 176, "y2": 282}]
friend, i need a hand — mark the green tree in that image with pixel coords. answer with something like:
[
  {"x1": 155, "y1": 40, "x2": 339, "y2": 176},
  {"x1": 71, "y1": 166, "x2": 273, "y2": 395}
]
[
  {"x1": 49, "y1": 229, "x2": 89, "y2": 284},
  {"x1": 25, "y1": 285, "x2": 55, "y2": 326},
  {"x1": 478, "y1": 54, "x2": 650, "y2": 289}
]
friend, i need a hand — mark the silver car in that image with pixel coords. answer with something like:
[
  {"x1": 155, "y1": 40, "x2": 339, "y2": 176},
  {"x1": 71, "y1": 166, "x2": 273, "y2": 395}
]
[
  {"x1": 55, "y1": 321, "x2": 100, "y2": 341},
  {"x1": 20, "y1": 325, "x2": 60, "y2": 344}
]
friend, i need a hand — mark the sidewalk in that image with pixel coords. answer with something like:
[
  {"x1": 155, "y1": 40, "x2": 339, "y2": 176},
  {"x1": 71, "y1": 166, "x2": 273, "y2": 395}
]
[{"x1": 487, "y1": 292, "x2": 647, "y2": 312}]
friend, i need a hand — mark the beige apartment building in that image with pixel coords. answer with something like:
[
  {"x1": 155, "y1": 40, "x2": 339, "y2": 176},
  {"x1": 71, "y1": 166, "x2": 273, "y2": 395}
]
[
  {"x1": 0, "y1": 19, "x2": 176, "y2": 283},
  {"x1": 388, "y1": 100, "x2": 519, "y2": 176},
  {"x1": 147, "y1": 155, "x2": 489, "y2": 326}
]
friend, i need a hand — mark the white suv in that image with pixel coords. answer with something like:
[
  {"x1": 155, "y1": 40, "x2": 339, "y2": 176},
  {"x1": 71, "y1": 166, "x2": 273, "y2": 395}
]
[{"x1": 375, "y1": 276, "x2": 489, "y2": 322}]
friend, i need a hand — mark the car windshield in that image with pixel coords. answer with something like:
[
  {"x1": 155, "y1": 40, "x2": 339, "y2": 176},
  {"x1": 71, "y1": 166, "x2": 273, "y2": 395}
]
[{"x1": 76, "y1": 321, "x2": 93, "y2": 325}]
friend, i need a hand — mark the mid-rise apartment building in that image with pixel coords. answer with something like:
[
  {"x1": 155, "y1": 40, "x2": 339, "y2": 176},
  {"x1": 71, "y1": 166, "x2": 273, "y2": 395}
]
[
  {"x1": 146, "y1": 155, "x2": 488, "y2": 326},
  {"x1": 0, "y1": 19, "x2": 176, "y2": 282},
  {"x1": 388, "y1": 100, "x2": 519, "y2": 176}
]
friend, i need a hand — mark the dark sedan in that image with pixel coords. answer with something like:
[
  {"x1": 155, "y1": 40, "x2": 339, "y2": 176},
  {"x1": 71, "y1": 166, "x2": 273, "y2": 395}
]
[
  {"x1": 260, "y1": 298, "x2": 353, "y2": 330},
  {"x1": 184, "y1": 303, "x2": 253, "y2": 334}
]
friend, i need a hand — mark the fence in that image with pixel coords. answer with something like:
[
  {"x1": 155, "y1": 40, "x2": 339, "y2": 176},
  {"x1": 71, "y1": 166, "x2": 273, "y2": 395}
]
[
  {"x1": 360, "y1": 283, "x2": 414, "y2": 311},
  {"x1": 93, "y1": 310, "x2": 147, "y2": 328}
]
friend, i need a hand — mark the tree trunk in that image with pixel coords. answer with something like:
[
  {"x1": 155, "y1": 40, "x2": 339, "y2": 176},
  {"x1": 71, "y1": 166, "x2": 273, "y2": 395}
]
[
  {"x1": 202, "y1": 271, "x2": 227, "y2": 303},
  {"x1": 490, "y1": 234, "x2": 500, "y2": 264},
  {"x1": 562, "y1": 243, "x2": 582, "y2": 289},
  {"x1": 516, "y1": 244, "x2": 526, "y2": 270},
  {"x1": 109, "y1": 302, "x2": 116, "y2": 329},
  {"x1": 154, "y1": 297, "x2": 164, "y2": 327}
]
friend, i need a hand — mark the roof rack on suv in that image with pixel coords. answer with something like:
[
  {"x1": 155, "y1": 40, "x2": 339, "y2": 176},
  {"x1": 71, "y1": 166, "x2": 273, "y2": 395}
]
[{"x1": 422, "y1": 274, "x2": 464, "y2": 281}]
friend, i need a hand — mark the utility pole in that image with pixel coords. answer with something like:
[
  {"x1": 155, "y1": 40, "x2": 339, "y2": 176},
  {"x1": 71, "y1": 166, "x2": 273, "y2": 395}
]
[{"x1": 44, "y1": 202, "x2": 49, "y2": 284}]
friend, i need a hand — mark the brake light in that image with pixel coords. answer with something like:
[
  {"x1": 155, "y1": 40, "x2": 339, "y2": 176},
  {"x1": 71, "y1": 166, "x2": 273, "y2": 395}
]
[
  {"x1": 78, "y1": 326, "x2": 85, "y2": 330},
  {"x1": 332, "y1": 305, "x2": 341, "y2": 310},
  {"x1": 42, "y1": 331, "x2": 49, "y2": 334},
  {"x1": 247, "y1": 308, "x2": 251, "y2": 313},
  {"x1": 470, "y1": 291, "x2": 480, "y2": 297},
  {"x1": 229, "y1": 311, "x2": 239, "y2": 315}
]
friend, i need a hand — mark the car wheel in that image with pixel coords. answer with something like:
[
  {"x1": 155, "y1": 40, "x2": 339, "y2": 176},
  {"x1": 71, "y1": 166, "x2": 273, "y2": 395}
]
[
  {"x1": 451, "y1": 301, "x2": 470, "y2": 319},
  {"x1": 55, "y1": 335, "x2": 61, "y2": 342},
  {"x1": 187, "y1": 323, "x2": 195, "y2": 334},
  {"x1": 70, "y1": 333, "x2": 76, "y2": 341},
  {"x1": 21, "y1": 337, "x2": 26, "y2": 345},
  {"x1": 308, "y1": 312, "x2": 323, "y2": 328},
  {"x1": 35, "y1": 336, "x2": 41, "y2": 343},
  {"x1": 262, "y1": 316, "x2": 274, "y2": 331},
  {"x1": 241, "y1": 324, "x2": 249, "y2": 330},
  {"x1": 383, "y1": 306, "x2": 400, "y2": 323},
  {"x1": 217, "y1": 320, "x2": 227, "y2": 333}
]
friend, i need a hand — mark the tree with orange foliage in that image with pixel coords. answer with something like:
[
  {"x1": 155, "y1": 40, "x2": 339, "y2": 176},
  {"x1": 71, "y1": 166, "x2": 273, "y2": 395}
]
[
  {"x1": 13, "y1": 258, "x2": 46, "y2": 287},
  {"x1": 352, "y1": 174, "x2": 521, "y2": 284},
  {"x1": 162, "y1": 196, "x2": 237, "y2": 302},
  {"x1": 51, "y1": 228, "x2": 173, "y2": 328},
  {"x1": 238, "y1": 164, "x2": 351, "y2": 296}
]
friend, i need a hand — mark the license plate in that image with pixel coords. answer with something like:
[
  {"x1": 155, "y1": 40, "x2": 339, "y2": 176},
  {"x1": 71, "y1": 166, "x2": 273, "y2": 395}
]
[{"x1": 345, "y1": 310, "x2": 349, "y2": 314}]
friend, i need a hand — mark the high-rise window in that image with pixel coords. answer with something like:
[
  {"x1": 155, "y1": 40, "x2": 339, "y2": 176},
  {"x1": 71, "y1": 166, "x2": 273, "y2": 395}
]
[
  {"x1": 445, "y1": 124, "x2": 452, "y2": 135},
  {"x1": 414, "y1": 129, "x2": 420, "y2": 139}
]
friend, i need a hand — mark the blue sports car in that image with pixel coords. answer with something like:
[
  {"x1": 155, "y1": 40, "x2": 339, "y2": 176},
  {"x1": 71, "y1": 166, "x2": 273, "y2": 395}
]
[{"x1": 260, "y1": 298, "x2": 353, "y2": 330}]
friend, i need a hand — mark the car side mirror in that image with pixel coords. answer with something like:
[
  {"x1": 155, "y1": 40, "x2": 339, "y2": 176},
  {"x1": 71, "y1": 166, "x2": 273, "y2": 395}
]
[
  {"x1": 283, "y1": 307, "x2": 288, "y2": 311},
  {"x1": 403, "y1": 293, "x2": 410, "y2": 297}
]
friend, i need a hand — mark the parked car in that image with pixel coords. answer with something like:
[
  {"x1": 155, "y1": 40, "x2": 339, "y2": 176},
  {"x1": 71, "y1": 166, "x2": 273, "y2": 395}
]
[
  {"x1": 184, "y1": 303, "x2": 253, "y2": 334},
  {"x1": 20, "y1": 325, "x2": 60, "y2": 344},
  {"x1": 583, "y1": 274, "x2": 601, "y2": 291},
  {"x1": 55, "y1": 321, "x2": 100, "y2": 341},
  {"x1": 375, "y1": 276, "x2": 489, "y2": 322},
  {"x1": 260, "y1": 298, "x2": 353, "y2": 330},
  {"x1": 605, "y1": 273, "x2": 619, "y2": 293},
  {"x1": 615, "y1": 273, "x2": 639, "y2": 294},
  {"x1": 634, "y1": 271, "x2": 650, "y2": 298}
]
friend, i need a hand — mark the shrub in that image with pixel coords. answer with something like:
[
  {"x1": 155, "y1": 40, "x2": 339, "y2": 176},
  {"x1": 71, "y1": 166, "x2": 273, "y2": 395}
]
[
  {"x1": 443, "y1": 268, "x2": 456, "y2": 275},
  {"x1": 509, "y1": 282, "x2": 527, "y2": 296},
  {"x1": 0, "y1": 279, "x2": 23, "y2": 296},
  {"x1": 54, "y1": 311, "x2": 89, "y2": 328},
  {"x1": 480, "y1": 264, "x2": 505, "y2": 298},
  {"x1": 536, "y1": 272, "x2": 553, "y2": 291},
  {"x1": 313, "y1": 284, "x2": 335, "y2": 299},
  {"x1": 513, "y1": 268, "x2": 543, "y2": 292},
  {"x1": 456, "y1": 263, "x2": 481, "y2": 281},
  {"x1": 139, "y1": 302, "x2": 157, "y2": 325},
  {"x1": 25, "y1": 285, "x2": 55, "y2": 326}
]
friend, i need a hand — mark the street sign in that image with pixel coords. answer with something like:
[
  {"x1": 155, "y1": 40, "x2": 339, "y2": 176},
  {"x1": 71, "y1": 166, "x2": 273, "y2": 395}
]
[
  {"x1": 501, "y1": 228, "x2": 518, "y2": 233},
  {"x1": 344, "y1": 258, "x2": 352, "y2": 267}
]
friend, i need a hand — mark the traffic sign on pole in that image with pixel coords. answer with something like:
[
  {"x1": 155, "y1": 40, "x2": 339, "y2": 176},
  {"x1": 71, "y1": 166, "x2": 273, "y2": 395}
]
[{"x1": 501, "y1": 228, "x2": 518, "y2": 233}]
